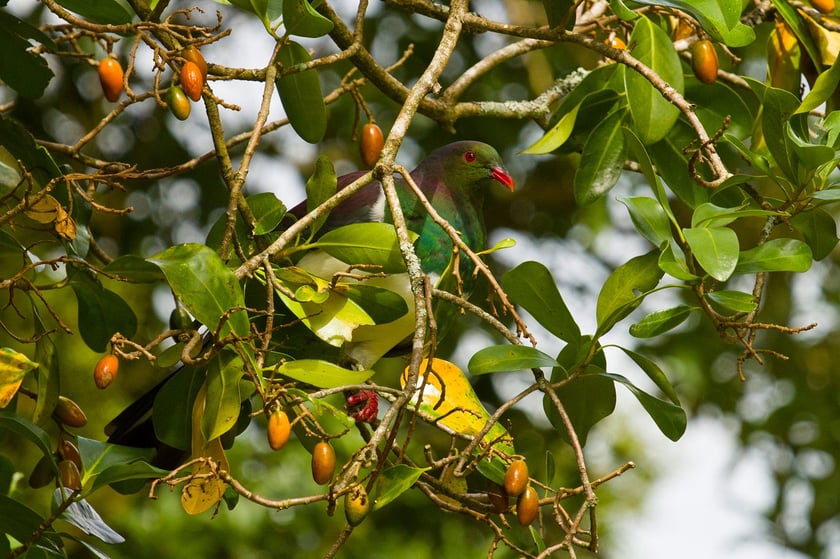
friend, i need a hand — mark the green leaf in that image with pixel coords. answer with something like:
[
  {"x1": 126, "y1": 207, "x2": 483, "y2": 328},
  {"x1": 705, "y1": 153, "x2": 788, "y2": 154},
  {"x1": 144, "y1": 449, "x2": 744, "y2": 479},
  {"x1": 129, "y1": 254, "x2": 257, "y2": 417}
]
[
  {"x1": 596, "y1": 250, "x2": 663, "y2": 334},
  {"x1": 102, "y1": 255, "x2": 166, "y2": 283},
  {"x1": 0, "y1": 494, "x2": 62, "y2": 553},
  {"x1": 372, "y1": 465, "x2": 428, "y2": 511},
  {"x1": 616, "y1": 347, "x2": 680, "y2": 405},
  {"x1": 619, "y1": 196, "x2": 672, "y2": 247},
  {"x1": 55, "y1": 0, "x2": 133, "y2": 24},
  {"x1": 148, "y1": 244, "x2": 249, "y2": 338},
  {"x1": 32, "y1": 309, "x2": 59, "y2": 427},
  {"x1": 687, "y1": 79, "x2": 756, "y2": 141},
  {"x1": 792, "y1": 209, "x2": 838, "y2": 261},
  {"x1": 683, "y1": 226, "x2": 739, "y2": 281},
  {"x1": 202, "y1": 351, "x2": 244, "y2": 442},
  {"x1": 468, "y1": 345, "x2": 559, "y2": 375},
  {"x1": 734, "y1": 239, "x2": 812, "y2": 274},
  {"x1": 604, "y1": 373, "x2": 687, "y2": 441},
  {"x1": 522, "y1": 66, "x2": 617, "y2": 154},
  {"x1": 705, "y1": 290, "x2": 758, "y2": 313},
  {"x1": 658, "y1": 241, "x2": 698, "y2": 281},
  {"x1": 501, "y1": 261, "x2": 581, "y2": 342},
  {"x1": 305, "y1": 155, "x2": 337, "y2": 236},
  {"x1": 756, "y1": 85, "x2": 801, "y2": 181},
  {"x1": 629, "y1": 305, "x2": 697, "y2": 338},
  {"x1": 272, "y1": 359, "x2": 374, "y2": 388},
  {"x1": 797, "y1": 53, "x2": 840, "y2": 114},
  {"x1": 544, "y1": 372, "x2": 616, "y2": 446},
  {"x1": 275, "y1": 40, "x2": 327, "y2": 143},
  {"x1": 691, "y1": 202, "x2": 781, "y2": 228},
  {"x1": 0, "y1": 409, "x2": 55, "y2": 461},
  {"x1": 311, "y1": 222, "x2": 406, "y2": 273},
  {"x1": 0, "y1": 12, "x2": 54, "y2": 99},
  {"x1": 249, "y1": 192, "x2": 287, "y2": 235},
  {"x1": 153, "y1": 365, "x2": 205, "y2": 451},
  {"x1": 282, "y1": 0, "x2": 334, "y2": 37},
  {"x1": 68, "y1": 267, "x2": 138, "y2": 353},
  {"x1": 624, "y1": 16, "x2": 683, "y2": 145},
  {"x1": 623, "y1": 128, "x2": 679, "y2": 226},
  {"x1": 574, "y1": 108, "x2": 627, "y2": 204},
  {"x1": 630, "y1": 0, "x2": 754, "y2": 46},
  {"x1": 75, "y1": 437, "x2": 161, "y2": 493},
  {"x1": 337, "y1": 283, "x2": 408, "y2": 324},
  {"x1": 609, "y1": 0, "x2": 639, "y2": 20}
]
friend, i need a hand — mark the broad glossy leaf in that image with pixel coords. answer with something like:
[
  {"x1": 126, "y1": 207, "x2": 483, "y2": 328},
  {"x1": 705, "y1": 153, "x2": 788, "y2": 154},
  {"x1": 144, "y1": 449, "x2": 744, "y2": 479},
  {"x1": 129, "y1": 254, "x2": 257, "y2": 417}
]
[
  {"x1": 0, "y1": 494, "x2": 62, "y2": 551},
  {"x1": 785, "y1": 122, "x2": 836, "y2": 177},
  {"x1": 75, "y1": 437, "x2": 160, "y2": 492},
  {"x1": 691, "y1": 202, "x2": 781, "y2": 228},
  {"x1": 102, "y1": 255, "x2": 165, "y2": 283},
  {"x1": 544, "y1": 372, "x2": 615, "y2": 446},
  {"x1": 609, "y1": 0, "x2": 638, "y2": 20},
  {"x1": 756, "y1": 85, "x2": 800, "y2": 181},
  {"x1": 468, "y1": 345, "x2": 559, "y2": 375},
  {"x1": 769, "y1": 0, "x2": 821, "y2": 72},
  {"x1": 148, "y1": 244, "x2": 249, "y2": 337},
  {"x1": 619, "y1": 196, "x2": 671, "y2": 247},
  {"x1": 734, "y1": 239, "x2": 812, "y2": 274},
  {"x1": 32, "y1": 310, "x2": 59, "y2": 426},
  {"x1": 631, "y1": 0, "x2": 754, "y2": 46},
  {"x1": 501, "y1": 260, "x2": 581, "y2": 342},
  {"x1": 153, "y1": 365, "x2": 205, "y2": 451},
  {"x1": 705, "y1": 290, "x2": 758, "y2": 313},
  {"x1": 249, "y1": 192, "x2": 287, "y2": 235},
  {"x1": 659, "y1": 241, "x2": 697, "y2": 281},
  {"x1": 604, "y1": 373, "x2": 686, "y2": 440},
  {"x1": 273, "y1": 359, "x2": 374, "y2": 388},
  {"x1": 0, "y1": 19, "x2": 53, "y2": 99},
  {"x1": 305, "y1": 155, "x2": 337, "y2": 237},
  {"x1": 596, "y1": 250, "x2": 663, "y2": 334},
  {"x1": 574, "y1": 108, "x2": 627, "y2": 204},
  {"x1": 55, "y1": 0, "x2": 133, "y2": 24},
  {"x1": 311, "y1": 222, "x2": 406, "y2": 273},
  {"x1": 69, "y1": 268, "x2": 138, "y2": 352},
  {"x1": 624, "y1": 17, "x2": 683, "y2": 145},
  {"x1": 0, "y1": 409, "x2": 54, "y2": 460},
  {"x1": 792, "y1": 209, "x2": 838, "y2": 261},
  {"x1": 683, "y1": 226, "x2": 739, "y2": 281},
  {"x1": 373, "y1": 465, "x2": 429, "y2": 511},
  {"x1": 617, "y1": 347, "x2": 680, "y2": 405},
  {"x1": 523, "y1": 65, "x2": 617, "y2": 154},
  {"x1": 629, "y1": 305, "x2": 697, "y2": 338},
  {"x1": 283, "y1": 0, "x2": 333, "y2": 37},
  {"x1": 336, "y1": 283, "x2": 407, "y2": 324},
  {"x1": 202, "y1": 351, "x2": 243, "y2": 441},
  {"x1": 275, "y1": 41, "x2": 327, "y2": 144},
  {"x1": 797, "y1": 53, "x2": 840, "y2": 114}
]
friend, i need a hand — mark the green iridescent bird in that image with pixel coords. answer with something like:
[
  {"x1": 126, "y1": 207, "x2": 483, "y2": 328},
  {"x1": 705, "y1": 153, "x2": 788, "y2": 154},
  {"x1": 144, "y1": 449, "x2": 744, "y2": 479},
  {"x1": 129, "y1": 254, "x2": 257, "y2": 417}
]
[{"x1": 289, "y1": 141, "x2": 515, "y2": 367}]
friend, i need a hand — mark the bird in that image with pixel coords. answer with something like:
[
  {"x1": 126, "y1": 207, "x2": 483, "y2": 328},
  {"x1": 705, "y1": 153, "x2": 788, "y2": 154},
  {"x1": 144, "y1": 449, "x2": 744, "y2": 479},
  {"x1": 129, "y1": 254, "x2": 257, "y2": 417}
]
[
  {"x1": 105, "y1": 141, "x2": 513, "y2": 457},
  {"x1": 284, "y1": 140, "x2": 515, "y2": 368}
]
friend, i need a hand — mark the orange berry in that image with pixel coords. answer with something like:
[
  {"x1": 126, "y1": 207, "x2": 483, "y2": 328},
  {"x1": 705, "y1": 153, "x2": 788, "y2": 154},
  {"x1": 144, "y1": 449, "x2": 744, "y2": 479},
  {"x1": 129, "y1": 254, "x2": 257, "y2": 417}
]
[
  {"x1": 93, "y1": 354, "x2": 119, "y2": 389},
  {"x1": 311, "y1": 441, "x2": 336, "y2": 485},
  {"x1": 691, "y1": 39, "x2": 719, "y2": 85},
  {"x1": 58, "y1": 459, "x2": 82, "y2": 491},
  {"x1": 182, "y1": 46, "x2": 208, "y2": 80},
  {"x1": 516, "y1": 485, "x2": 539, "y2": 526},
  {"x1": 504, "y1": 459, "x2": 529, "y2": 497},
  {"x1": 359, "y1": 123, "x2": 384, "y2": 168},
  {"x1": 267, "y1": 409, "x2": 291, "y2": 451},
  {"x1": 813, "y1": 0, "x2": 835, "y2": 13},
  {"x1": 98, "y1": 57, "x2": 124, "y2": 102},
  {"x1": 604, "y1": 36, "x2": 626, "y2": 50},
  {"x1": 344, "y1": 484, "x2": 369, "y2": 526},
  {"x1": 180, "y1": 61, "x2": 204, "y2": 102}
]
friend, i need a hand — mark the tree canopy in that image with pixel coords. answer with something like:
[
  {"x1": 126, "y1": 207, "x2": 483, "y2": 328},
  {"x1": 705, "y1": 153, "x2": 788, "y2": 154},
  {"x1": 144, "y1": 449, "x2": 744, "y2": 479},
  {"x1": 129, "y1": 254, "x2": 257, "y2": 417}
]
[{"x1": 2, "y1": 0, "x2": 840, "y2": 557}]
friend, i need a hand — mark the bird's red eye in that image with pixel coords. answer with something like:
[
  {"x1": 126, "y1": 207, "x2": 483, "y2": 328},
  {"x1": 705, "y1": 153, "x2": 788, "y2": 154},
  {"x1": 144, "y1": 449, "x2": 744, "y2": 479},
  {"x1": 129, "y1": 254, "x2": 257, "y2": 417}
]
[{"x1": 464, "y1": 151, "x2": 476, "y2": 163}]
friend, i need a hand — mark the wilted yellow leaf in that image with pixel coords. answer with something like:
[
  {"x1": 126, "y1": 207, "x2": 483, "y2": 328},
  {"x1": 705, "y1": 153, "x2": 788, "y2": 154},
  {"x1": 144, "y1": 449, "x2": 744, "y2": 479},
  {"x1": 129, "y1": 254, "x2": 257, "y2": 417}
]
[
  {"x1": 54, "y1": 206, "x2": 76, "y2": 240},
  {"x1": 24, "y1": 194, "x2": 61, "y2": 224}
]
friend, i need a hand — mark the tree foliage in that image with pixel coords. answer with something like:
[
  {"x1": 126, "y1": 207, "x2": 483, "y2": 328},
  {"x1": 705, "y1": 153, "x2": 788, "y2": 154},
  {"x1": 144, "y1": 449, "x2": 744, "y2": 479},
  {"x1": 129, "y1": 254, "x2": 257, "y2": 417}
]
[{"x1": 1, "y1": 0, "x2": 840, "y2": 557}]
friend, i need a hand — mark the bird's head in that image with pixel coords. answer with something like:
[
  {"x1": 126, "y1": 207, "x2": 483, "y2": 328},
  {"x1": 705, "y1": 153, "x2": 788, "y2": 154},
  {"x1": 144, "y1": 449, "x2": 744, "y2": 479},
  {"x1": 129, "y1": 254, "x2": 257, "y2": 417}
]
[{"x1": 431, "y1": 141, "x2": 515, "y2": 195}]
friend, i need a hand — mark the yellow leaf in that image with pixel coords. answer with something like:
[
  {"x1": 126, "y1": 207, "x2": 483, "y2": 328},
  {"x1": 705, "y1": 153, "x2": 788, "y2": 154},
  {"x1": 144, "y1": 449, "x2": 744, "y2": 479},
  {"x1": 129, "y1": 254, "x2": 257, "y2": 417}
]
[
  {"x1": 401, "y1": 358, "x2": 514, "y2": 454},
  {"x1": 181, "y1": 386, "x2": 229, "y2": 515},
  {"x1": 24, "y1": 194, "x2": 61, "y2": 224},
  {"x1": 0, "y1": 379, "x2": 23, "y2": 408},
  {"x1": 0, "y1": 348, "x2": 38, "y2": 384},
  {"x1": 54, "y1": 206, "x2": 76, "y2": 240}
]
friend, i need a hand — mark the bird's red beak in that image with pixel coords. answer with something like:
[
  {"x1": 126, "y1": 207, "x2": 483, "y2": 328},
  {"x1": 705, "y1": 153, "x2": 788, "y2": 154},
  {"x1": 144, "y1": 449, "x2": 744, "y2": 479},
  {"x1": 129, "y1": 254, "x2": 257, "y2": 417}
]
[{"x1": 491, "y1": 167, "x2": 515, "y2": 191}]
